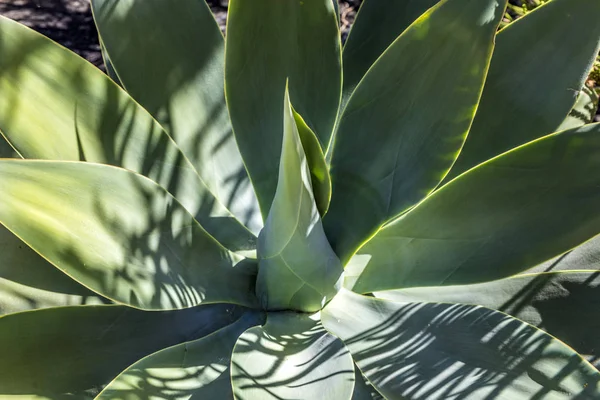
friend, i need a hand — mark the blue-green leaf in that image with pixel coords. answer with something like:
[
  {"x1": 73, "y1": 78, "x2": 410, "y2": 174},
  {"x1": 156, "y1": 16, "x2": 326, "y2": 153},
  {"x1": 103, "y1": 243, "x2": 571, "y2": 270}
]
[
  {"x1": 375, "y1": 271, "x2": 600, "y2": 369},
  {"x1": 91, "y1": 0, "x2": 262, "y2": 235},
  {"x1": 0, "y1": 160, "x2": 259, "y2": 310},
  {"x1": 340, "y1": 0, "x2": 440, "y2": 110},
  {"x1": 97, "y1": 311, "x2": 265, "y2": 399},
  {"x1": 325, "y1": 0, "x2": 506, "y2": 264},
  {"x1": 445, "y1": 0, "x2": 600, "y2": 181},
  {"x1": 0, "y1": 15, "x2": 255, "y2": 253},
  {"x1": 256, "y1": 88, "x2": 342, "y2": 312},
  {"x1": 231, "y1": 312, "x2": 355, "y2": 400},
  {"x1": 353, "y1": 124, "x2": 600, "y2": 293},
  {"x1": 225, "y1": 0, "x2": 342, "y2": 218},
  {"x1": 0, "y1": 303, "x2": 241, "y2": 398},
  {"x1": 323, "y1": 289, "x2": 600, "y2": 400}
]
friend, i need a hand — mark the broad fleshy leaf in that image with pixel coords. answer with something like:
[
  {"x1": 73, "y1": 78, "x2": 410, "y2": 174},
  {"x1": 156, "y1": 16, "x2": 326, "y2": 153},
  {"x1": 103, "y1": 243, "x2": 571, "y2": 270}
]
[
  {"x1": 0, "y1": 160, "x2": 258, "y2": 310},
  {"x1": 375, "y1": 271, "x2": 600, "y2": 369},
  {"x1": 445, "y1": 0, "x2": 600, "y2": 181},
  {"x1": 97, "y1": 311, "x2": 265, "y2": 400},
  {"x1": 0, "y1": 15, "x2": 255, "y2": 252},
  {"x1": 225, "y1": 0, "x2": 342, "y2": 218},
  {"x1": 256, "y1": 89, "x2": 342, "y2": 312},
  {"x1": 325, "y1": 0, "x2": 506, "y2": 263},
  {"x1": 0, "y1": 303, "x2": 241, "y2": 398},
  {"x1": 353, "y1": 124, "x2": 600, "y2": 293},
  {"x1": 99, "y1": 39, "x2": 121, "y2": 86},
  {"x1": 557, "y1": 86, "x2": 600, "y2": 131},
  {"x1": 293, "y1": 108, "x2": 332, "y2": 216},
  {"x1": 0, "y1": 225, "x2": 107, "y2": 315},
  {"x1": 323, "y1": 289, "x2": 600, "y2": 400},
  {"x1": 91, "y1": 0, "x2": 262, "y2": 234},
  {"x1": 351, "y1": 369, "x2": 384, "y2": 400},
  {"x1": 340, "y1": 0, "x2": 440, "y2": 110},
  {"x1": 528, "y1": 234, "x2": 600, "y2": 274},
  {"x1": 231, "y1": 312, "x2": 355, "y2": 400}
]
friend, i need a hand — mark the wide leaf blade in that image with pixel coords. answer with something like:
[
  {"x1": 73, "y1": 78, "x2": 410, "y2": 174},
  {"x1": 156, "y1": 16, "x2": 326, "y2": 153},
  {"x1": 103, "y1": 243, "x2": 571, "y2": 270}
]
[
  {"x1": 293, "y1": 108, "x2": 332, "y2": 216},
  {"x1": 0, "y1": 225, "x2": 107, "y2": 315},
  {"x1": 0, "y1": 303, "x2": 241, "y2": 398},
  {"x1": 557, "y1": 86, "x2": 600, "y2": 131},
  {"x1": 256, "y1": 88, "x2": 342, "y2": 312},
  {"x1": 97, "y1": 311, "x2": 265, "y2": 400},
  {"x1": 231, "y1": 312, "x2": 355, "y2": 400},
  {"x1": 225, "y1": 0, "x2": 341, "y2": 218},
  {"x1": 322, "y1": 289, "x2": 600, "y2": 399},
  {"x1": 325, "y1": 0, "x2": 506, "y2": 263},
  {"x1": 354, "y1": 124, "x2": 600, "y2": 293},
  {"x1": 91, "y1": 0, "x2": 262, "y2": 234},
  {"x1": 375, "y1": 271, "x2": 600, "y2": 369},
  {"x1": 445, "y1": 0, "x2": 600, "y2": 181},
  {"x1": 0, "y1": 160, "x2": 258, "y2": 310},
  {"x1": 528, "y1": 234, "x2": 600, "y2": 274},
  {"x1": 340, "y1": 0, "x2": 440, "y2": 110},
  {"x1": 0, "y1": 15, "x2": 255, "y2": 252}
]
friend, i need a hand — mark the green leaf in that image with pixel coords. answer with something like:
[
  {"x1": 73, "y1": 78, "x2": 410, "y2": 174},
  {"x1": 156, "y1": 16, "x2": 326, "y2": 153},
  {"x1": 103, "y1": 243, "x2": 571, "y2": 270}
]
[
  {"x1": 557, "y1": 86, "x2": 600, "y2": 131},
  {"x1": 351, "y1": 369, "x2": 384, "y2": 400},
  {"x1": 225, "y1": 0, "x2": 342, "y2": 218},
  {"x1": 99, "y1": 39, "x2": 121, "y2": 86},
  {"x1": 340, "y1": 0, "x2": 440, "y2": 110},
  {"x1": 324, "y1": 0, "x2": 506, "y2": 264},
  {"x1": 91, "y1": 0, "x2": 262, "y2": 235},
  {"x1": 0, "y1": 303, "x2": 241, "y2": 398},
  {"x1": 332, "y1": 0, "x2": 339, "y2": 23},
  {"x1": 97, "y1": 311, "x2": 265, "y2": 400},
  {"x1": 0, "y1": 15, "x2": 255, "y2": 253},
  {"x1": 293, "y1": 108, "x2": 332, "y2": 216},
  {"x1": 231, "y1": 312, "x2": 355, "y2": 400},
  {"x1": 0, "y1": 134, "x2": 17, "y2": 158},
  {"x1": 445, "y1": 0, "x2": 600, "y2": 181},
  {"x1": 353, "y1": 124, "x2": 600, "y2": 293},
  {"x1": 0, "y1": 160, "x2": 259, "y2": 310},
  {"x1": 0, "y1": 225, "x2": 107, "y2": 315},
  {"x1": 256, "y1": 88, "x2": 342, "y2": 312},
  {"x1": 322, "y1": 289, "x2": 600, "y2": 400},
  {"x1": 375, "y1": 271, "x2": 600, "y2": 369},
  {"x1": 528, "y1": 234, "x2": 600, "y2": 274}
]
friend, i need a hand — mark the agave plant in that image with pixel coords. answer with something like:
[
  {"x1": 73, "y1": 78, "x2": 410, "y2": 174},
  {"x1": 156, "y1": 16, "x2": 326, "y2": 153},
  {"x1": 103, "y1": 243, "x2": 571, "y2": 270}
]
[{"x1": 1, "y1": 0, "x2": 600, "y2": 398}]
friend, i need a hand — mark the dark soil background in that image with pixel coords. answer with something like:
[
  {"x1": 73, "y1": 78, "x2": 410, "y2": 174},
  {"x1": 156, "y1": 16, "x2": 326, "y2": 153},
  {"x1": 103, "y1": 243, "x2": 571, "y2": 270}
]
[{"x1": 0, "y1": 0, "x2": 599, "y2": 120}]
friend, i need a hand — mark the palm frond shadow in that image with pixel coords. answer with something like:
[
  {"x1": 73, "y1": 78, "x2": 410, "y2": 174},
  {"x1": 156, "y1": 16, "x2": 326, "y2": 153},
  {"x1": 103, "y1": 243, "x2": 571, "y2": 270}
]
[
  {"x1": 88, "y1": 291, "x2": 600, "y2": 399},
  {"x1": 344, "y1": 302, "x2": 600, "y2": 399}
]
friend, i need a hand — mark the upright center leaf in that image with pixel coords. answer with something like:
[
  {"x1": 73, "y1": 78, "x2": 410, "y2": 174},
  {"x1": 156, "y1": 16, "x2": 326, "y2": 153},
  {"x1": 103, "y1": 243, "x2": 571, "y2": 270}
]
[{"x1": 256, "y1": 86, "x2": 342, "y2": 312}]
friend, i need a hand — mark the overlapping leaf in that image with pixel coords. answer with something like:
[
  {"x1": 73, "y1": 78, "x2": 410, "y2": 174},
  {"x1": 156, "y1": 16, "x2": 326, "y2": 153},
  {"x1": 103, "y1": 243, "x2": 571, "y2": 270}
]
[
  {"x1": 0, "y1": 303, "x2": 240, "y2": 398},
  {"x1": 445, "y1": 0, "x2": 600, "y2": 181},
  {"x1": 375, "y1": 271, "x2": 600, "y2": 369},
  {"x1": 325, "y1": 0, "x2": 506, "y2": 263},
  {"x1": 557, "y1": 86, "x2": 600, "y2": 131},
  {"x1": 0, "y1": 160, "x2": 258, "y2": 310},
  {"x1": 231, "y1": 312, "x2": 355, "y2": 400},
  {"x1": 256, "y1": 88, "x2": 341, "y2": 312},
  {"x1": 323, "y1": 289, "x2": 600, "y2": 399},
  {"x1": 0, "y1": 226, "x2": 107, "y2": 315},
  {"x1": 91, "y1": 0, "x2": 262, "y2": 234},
  {"x1": 97, "y1": 311, "x2": 265, "y2": 399},
  {"x1": 0, "y1": 15, "x2": 255, "y2": 252},
  {"x1": 225, "y1": 0, "x2": 341, "y2": 217},
  {"x1": 353, "y1": 124, "x2": 600, "y2": 293},
  {"x1": 339, "y1": 0, "x2": 440, "y2": 110}
]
